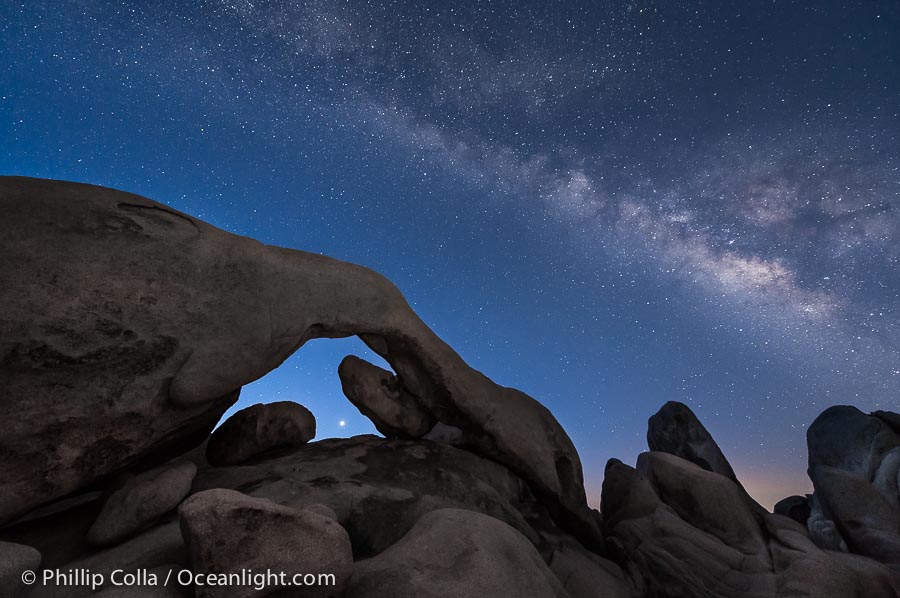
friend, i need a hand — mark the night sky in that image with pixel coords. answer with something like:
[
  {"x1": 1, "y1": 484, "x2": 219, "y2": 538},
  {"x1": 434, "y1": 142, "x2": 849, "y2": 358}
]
[{"x1": 2, "y1": 1, "x2": 898, "y2": 508}]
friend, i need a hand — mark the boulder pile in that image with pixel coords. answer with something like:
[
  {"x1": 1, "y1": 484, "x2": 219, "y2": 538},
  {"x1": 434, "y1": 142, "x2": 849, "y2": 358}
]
[{"x1": 0, "y1": 177, "x2": 897, "y2": 597}]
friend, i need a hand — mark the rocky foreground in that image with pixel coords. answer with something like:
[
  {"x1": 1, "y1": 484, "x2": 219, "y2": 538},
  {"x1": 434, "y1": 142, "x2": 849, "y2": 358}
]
[{"x1": 0, "y1": 177, "x2": 898, "y2": 597}]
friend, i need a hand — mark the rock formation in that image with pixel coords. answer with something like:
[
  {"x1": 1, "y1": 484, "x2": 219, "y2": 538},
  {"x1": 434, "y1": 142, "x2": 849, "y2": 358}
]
[
  {"x1": 773, "y1": 494, "x2": 811, "y2": 525},
  {"x1": 604, "y1": 402, "x2": 900, "y2": 598},
  {"x1": 206, "y1": 401, "x2": 316, "y2": 466},
  {"x1": 647, "y1": 400, "x2": 738, "y2": 482},
  {"x1": 179, "y1": 489, "x2": 353, "y2": 598},
  {"x1": 0, "y1": 176, "x2": 595, "y2": 546},
  {"x1": 338, "y1": 356, "x2": 436, "y2": 438},
  {"x1": 344, "y1": 508, "x2": 568, "y2": 598},
  {"x1": 806, "y1": 406, "x2": 900, "y2": 566},
  {"x1": 0, "y1": 177, "x2": 898, "y2": 598}
]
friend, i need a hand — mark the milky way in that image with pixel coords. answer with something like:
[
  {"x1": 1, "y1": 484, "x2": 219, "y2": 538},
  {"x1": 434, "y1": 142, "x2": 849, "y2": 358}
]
[{"x1": 2, "y1": 0, "x2": 898, "y2": 507}]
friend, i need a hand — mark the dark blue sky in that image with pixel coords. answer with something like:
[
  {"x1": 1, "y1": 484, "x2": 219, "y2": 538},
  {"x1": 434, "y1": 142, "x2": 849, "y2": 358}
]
[{"x1": 3, "y1": 0, "x2": 898, "y2": 507}]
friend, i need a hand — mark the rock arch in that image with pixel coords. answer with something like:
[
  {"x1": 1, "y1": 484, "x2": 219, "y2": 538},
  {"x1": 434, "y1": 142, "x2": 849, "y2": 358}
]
[{"x1": 0, "y1": 176, "x2": 599, "y2": 547}]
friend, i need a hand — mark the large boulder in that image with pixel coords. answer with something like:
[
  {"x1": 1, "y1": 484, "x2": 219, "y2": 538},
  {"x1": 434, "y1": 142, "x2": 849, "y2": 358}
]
[
  {"x1": 338, "y1": 356, "x2": 435, "y2": 438},
  {"x1": 810, "y1": 465, "x2": 900, "y2": 566},
  {"x1": 647, "y1": 401, "x2": 738, "y2": 483},
  {"x1": 0, "y1": 176, "x2": 595, "y2": 546},
  {"x1": 344, "y1": 508, "x2": 568, "y2": 598},
  {"x1": 647, "y1": 401, "x2": 764, "y2": 514},
  {"x1": 807, "y1": 492, "x2": 848, "y2": 552},
  {"x1": 806, "y1": 406, "x2": 900, "y2": 563},
  {"x1": 87, "y1": 461, "x2": 197, "y2": 547},
  {"x1": 808, "y1": 406, "x2": 900, "y2": 480},
  {"x1": 178, "y1": 489, "x2": 352, "y2": 598},
  {"x1": 206, "y1": 401, "x2": 316, "y2": 466}
]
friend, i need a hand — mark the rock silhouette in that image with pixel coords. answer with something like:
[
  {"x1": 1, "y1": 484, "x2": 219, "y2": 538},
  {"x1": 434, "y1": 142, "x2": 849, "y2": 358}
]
[{"x1": 0, "y1": 177, "x2": 898, "y2": 597}]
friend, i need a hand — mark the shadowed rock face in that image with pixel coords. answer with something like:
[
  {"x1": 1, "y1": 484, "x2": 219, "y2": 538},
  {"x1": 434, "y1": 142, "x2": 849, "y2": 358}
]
[
  {"x1": 647, "y1": 401, "x2": 767, "y2": 516},
  {"x1": 774, "y1": 495, "x2": 811, "y2": 526},
  {"x1": 806, "y1": 406, "x2": 900, "y2": 565},
  {"x1": 344, "y1": 508, "x2": 568, "y2": 598},
  {"x1": 1, "y1": 432, "x2": 626, "y2": 598},
  {"x1": 206, "y1": 401, "x2": 316, "y2": 466},
  {"x1": 0, "y1": 176, "x2": 595, "y2": 544},
  {"x1": 179, "y1": 489, "x2": 353, "y2": 598},
  {"x1": 87, "y1": 461, "x2": 197, "y2": 547},
  {"x1": 602, "y1": 455, "x2": 900, "y2": 598},
  {"x1": 647, "y1": 401, "x2": 738, "y2": 483},
  {"x1": 192, "y1": 435, "x2": 543, "y2": 559},
  {"x1": 604, "y1": 401, "x2": 900, "y2": 597},
  {"x1": 0, "y1": 541, "x2": 41, "y2": 598}
]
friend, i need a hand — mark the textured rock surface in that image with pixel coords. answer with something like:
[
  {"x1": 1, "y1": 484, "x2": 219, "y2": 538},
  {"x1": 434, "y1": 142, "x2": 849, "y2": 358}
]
[
  {"x1": 808, "y1": 406, "x2": 900, "y2": 481},
  {"x1": 811, "y1": 465, "x2": 900, "y2": 566},
  {"x1": 602, "y1": 455, "x2": 900, "y2": 598},
  {"x1": 647, "y1": 401, "x2": 766, "y2": 517},
  {"x1": 0, "y1": 176, "x2": 595, "y2": 545},
  {"x1": 338, "y1": 355, "x2": 435, "y2": 438},
  {"x1": 0, "y1": 541, "x2": 41, "y2": 598},
  {"x1": 179, "y1": 489, "x2": 352, "y2": 598},
  {"x1": 4, "y1": 433, "x2": 619, "y2": 597},
  {"x1": 206, "y1": 401, "x2": 315, "y2": 466},
  {"x1": 88, "y1": 461, "x2": 197, "y2": 547},
  {"x1": 192, "y1": 435, "x2": 544, "y2": 558},
  {"x1": 604, "y1": 401, "x2": 900, "y2": 597},
  {"x1": 543, "y1": 533, "x2": 633, "y2": 598},
  {"x1": 344, "y1": 508, "x2": 568, "y2": 598},
  {"x1": 806, "y1": 406, "x2": 900, "y2": 564},
  {"x1": 807, "y1": 492, "x2": 848, "y2": 552},
  {"x1": 874, "y1": 448, "x2": 900, "y2": 507},
  {"x1": 647, "y1": 401, "x2": 738, "y2": 483}
]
